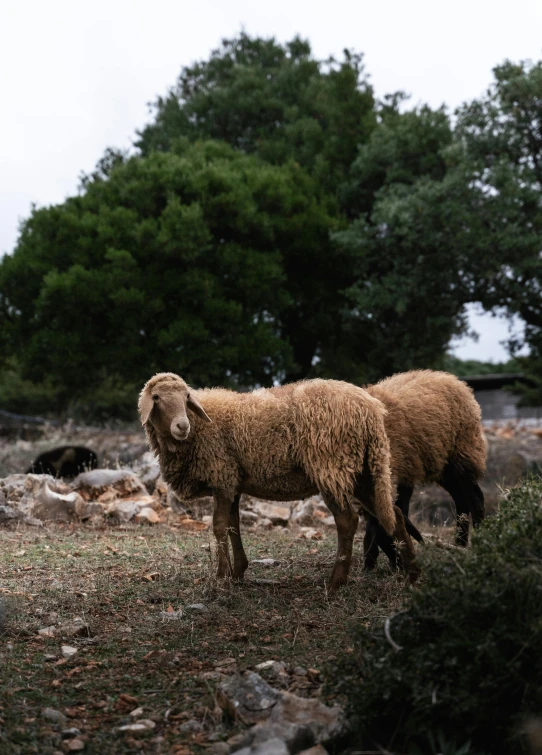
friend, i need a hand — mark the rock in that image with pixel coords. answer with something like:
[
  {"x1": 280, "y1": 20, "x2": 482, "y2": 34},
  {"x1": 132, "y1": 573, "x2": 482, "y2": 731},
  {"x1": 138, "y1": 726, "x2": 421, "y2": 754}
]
[
  {"x1": 38, "y1": 626, "x2": 56, "y2": 638},
  {"x1": 61, "y1": 645, "x2": 78, "y2": 659},
  {"x1": 202, "y1": 515, "x2": 213, "y2": 525},
  {"x1": 217, "y1": 672, "x2": 281, "y2": 725},
  {"x1": 252, "y1": 559, "x2": 280, "y2": 567},
  {"x1": 298, "y1": 528, "x2": 324, "y2": 541},
  {"x1": 298, "y1": 747, "x2": 329, "y2": 755},
  {"x1": 210, "y1": 743, "x2": 231, "y2": 755},
  {"x1": 73, "y1": 468, "x2": 147, "y2": 497},
  {"x1": 129, "y1": 707, "x2": 144, "y2": 718},
  {"x1": 0, "y1": 504, "x2": 23, "y2": 522},
  {"x1": 251, "y1": 502, "x2": 291, "y2": 526},
  {"x1": 74, "y1": 499, "x2": 104, "y2": 520},
  {"x1": 218, "y1": 672, "x2": 344, "y2": 753},
  {"x1": 159, "y1": 609, "x2": 183, "y2": 620},
  {"x1": 31, "y1": 480, "x2": 84, "y2": 521},
  {"x1": 185, "y1": 603, "x2": 208, "y2": 613},
  {"x1": 235, "y1": 740, "x2": 289, "y2": 755},
  {"x1": 58, "y1": 617, "x2": 91, "y2": 638},
  {"x1": 240, "y1": 510, "x2": 259, "y2": 524},
  {"x1": 179, "y1": 719, "x2": 203, "y2": 733},
  {"x1": 257, "y1": 518, "x2": 274, "y2": 530},
  {"x1": 61, "y1": 728, "x2": 82, "y2": 739},
  {"x1": 42, "y1": 707, "x2": 67, "y2": 724},
  {"x1": 167, "y1": 488, "x2": 189, "y2": 514},
  {"x1": 64, "y1": 738, "x2": 85, "y2": 751},
  {"x1": 105, "y1": 499, "x2": 150, "y2": 523},
  {"x1": 291, "y1": 499, "x2": 316, "y2": 526},
  {"x1": 135, "y1": 507, "x2": 161, "y2": 524},
  {"x1": 118, "y1": 719, "x2": 156, "y2": 733}
]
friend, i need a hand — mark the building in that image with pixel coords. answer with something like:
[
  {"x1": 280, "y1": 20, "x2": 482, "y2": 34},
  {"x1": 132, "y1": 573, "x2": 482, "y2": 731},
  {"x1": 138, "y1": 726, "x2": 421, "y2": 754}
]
[{"x1": 462, "y1": 373, "x2": 542, "y2": 421}]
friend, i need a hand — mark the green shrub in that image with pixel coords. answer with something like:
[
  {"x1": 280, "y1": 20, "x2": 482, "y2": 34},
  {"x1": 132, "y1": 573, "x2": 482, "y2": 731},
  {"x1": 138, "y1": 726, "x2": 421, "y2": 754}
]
[{"x1": 328, "y1": 479, "x2": 542, "y2": 755}]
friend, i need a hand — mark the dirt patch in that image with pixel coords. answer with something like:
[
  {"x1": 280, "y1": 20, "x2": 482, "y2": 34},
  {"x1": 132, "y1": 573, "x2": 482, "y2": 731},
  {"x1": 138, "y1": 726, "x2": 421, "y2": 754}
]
[{"x1": 0, "y1": 520, "x2": 449, "y2": 754}]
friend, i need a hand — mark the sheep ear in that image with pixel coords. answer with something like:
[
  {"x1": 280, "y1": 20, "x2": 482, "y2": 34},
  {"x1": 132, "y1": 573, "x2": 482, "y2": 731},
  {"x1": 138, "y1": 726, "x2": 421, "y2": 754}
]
[
  {"x1": 139, "y1": 392, "x2": 154, "y2": 425},
  {"x1": 187, "y1": 393, "x2": 212, "y2": 423}
]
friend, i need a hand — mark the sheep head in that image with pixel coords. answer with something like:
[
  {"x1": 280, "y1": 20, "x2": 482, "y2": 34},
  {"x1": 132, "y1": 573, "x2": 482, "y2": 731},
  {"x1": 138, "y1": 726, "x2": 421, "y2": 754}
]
[{"x1": 139, "y1": 373, "x2": 211, "y2": 444}]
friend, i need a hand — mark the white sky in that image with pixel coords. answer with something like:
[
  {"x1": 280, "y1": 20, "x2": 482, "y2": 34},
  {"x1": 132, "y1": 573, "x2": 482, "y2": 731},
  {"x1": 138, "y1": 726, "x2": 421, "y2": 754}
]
[{"x1": 2, "y1": 0, "x2": 541, "y2": 362}]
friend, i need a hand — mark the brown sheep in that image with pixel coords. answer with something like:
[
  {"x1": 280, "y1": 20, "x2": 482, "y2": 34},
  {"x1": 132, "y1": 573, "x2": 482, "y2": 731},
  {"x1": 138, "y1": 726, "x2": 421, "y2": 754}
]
[
  {"x1": 363, "y1": 370, "x2": 486, "y2": 570},
  {"x1": 139, "y1": 372, "x2": 420, "y2": 589}
]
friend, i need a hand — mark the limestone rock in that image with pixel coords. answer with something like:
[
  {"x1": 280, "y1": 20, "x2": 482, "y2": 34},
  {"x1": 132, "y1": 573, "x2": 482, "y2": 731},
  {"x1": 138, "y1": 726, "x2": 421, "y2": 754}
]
[
  {"x1": 73, "y1": 468, "x2": 147, "y2": 498},
  {"x1": 251, "y1": 502, "x2": 291, "y2": 526},
  {"x1": 31, "y1": 480, "x2": 84, "y2": 521},
  {"x1": 218, "y1": 672, "x2": 343, "y2": 753}
]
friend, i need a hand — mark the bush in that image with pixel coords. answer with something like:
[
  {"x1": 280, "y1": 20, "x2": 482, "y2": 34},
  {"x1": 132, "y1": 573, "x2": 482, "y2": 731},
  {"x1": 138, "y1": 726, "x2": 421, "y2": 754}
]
[{"x1": 328, "y1": 479, "x2": 542, "y2": 755}]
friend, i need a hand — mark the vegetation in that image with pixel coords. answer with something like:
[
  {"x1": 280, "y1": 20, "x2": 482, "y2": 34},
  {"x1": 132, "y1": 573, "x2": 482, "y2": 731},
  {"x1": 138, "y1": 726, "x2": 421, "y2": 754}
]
[
  {"x1": 1, "y1": 35, "x2": 542, "y2": 415},
  {"x1": 328, "y1": 478, "x2": 542, "y2": 754}
]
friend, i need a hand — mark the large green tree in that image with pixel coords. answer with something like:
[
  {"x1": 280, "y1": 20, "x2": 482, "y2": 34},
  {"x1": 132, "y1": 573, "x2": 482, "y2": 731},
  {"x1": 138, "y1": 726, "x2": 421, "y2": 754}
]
[
  {"x1": 136, "y1": 33, "x2": 376, "y2": 197},
  {"x1": 0, "y1": 141, "x2": 336, "y2": 416}
]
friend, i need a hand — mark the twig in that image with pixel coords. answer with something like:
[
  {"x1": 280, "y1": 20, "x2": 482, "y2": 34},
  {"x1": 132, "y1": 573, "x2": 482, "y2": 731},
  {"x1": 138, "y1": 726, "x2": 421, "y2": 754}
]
[{"x1": 384, "y1": 614, "x2": 403, "y2": 652}]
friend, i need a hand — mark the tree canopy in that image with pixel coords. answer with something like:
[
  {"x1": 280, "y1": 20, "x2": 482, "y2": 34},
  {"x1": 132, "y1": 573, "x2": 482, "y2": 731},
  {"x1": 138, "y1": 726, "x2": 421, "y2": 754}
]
[{"x1": 1, "y1": 35, "x2": 542, "y2": 418}]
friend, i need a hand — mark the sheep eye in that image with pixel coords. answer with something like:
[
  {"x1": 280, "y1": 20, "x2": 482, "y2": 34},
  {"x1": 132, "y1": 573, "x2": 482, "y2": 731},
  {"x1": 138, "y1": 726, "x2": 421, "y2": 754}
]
[{"x1": 152, "y1": 394, "x2": 159, "y2": 401}]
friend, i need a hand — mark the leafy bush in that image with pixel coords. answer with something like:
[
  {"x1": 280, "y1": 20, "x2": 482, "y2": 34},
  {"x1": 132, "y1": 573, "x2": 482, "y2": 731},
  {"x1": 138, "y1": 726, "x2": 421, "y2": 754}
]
[{"x1": 328, "y1": 479, "x2": 542, "y2": 755}]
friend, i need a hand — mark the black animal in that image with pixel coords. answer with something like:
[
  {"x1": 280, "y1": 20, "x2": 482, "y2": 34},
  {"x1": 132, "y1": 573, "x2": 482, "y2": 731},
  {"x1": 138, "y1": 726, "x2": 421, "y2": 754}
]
[{"x1": 26, "y1": 446, "x2": 98, "y2": 478}]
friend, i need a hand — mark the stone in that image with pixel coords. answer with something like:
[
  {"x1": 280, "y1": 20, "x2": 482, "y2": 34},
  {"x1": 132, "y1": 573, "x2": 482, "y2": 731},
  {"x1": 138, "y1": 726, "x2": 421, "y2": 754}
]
[
  {"x1": 61, "y1": 645, "x2": 78, "y2": 659},
  {"x1": 217, "y1": 672, "x2": 281, "y2": 725},
  {"x1": 38, "y1": 626, "x2": 56, "y2": 638},
  {"x1": 58, "y1": 617, "x2": 91, "y2": 638},
  {"x1": 298, "y1": 746, "x2": 329, "y2": 755},
  {"x1": 159, "y1": 609, "x2": 183, "y2": 620},
  {"x1": 251, "y1": 502, "x2": 291, "y2": 526},
  {"x1": 73, "y1": 468, "x2": 147, "y2": 498},
  {"x1": 178, "y1": 719, "x2": 203, "y2": 733},
  {"x1": 61, "y1": 728, "x2": 82, "y2": 739},
  {"x1": 118, "y1": 719, "x2": 156, "y2": 733},
  {"x1": 257, "y1": 518, "x2": 273, "y2": 530},
  {"x1": 135, "y1": 507, "x2": 161, "y2": 524},
  {"x1": 42, "y1": 707, "x2": 67, "y2": 724},
  {"x1": 74, "y1": 499, "x2": 104, "y2": 520},
  {"x1": 240, "y1": 510, "x2": 259, "y2": 524},
  {"x1": 167, "y1": 488, "x2": 188, "y2": 514},
  {"x1": 129, "y1": 707, "x2": 144, "y2": 718},
  {"x1": 105, "y1": 499, "x2": 148, "y2": 523},
  {"x1": 210, "y1": 743, "x2": 231, "y2": 755},
  {"x1": 185, "y1": 603, "x2": 208, "y2": 613},
  {"x1": 218, "y1": 672, "x2": 344, "y2": 753},
  {"x1": 31, "y1": 481, "x2": 84, "y2": 521},
  {"x1": 64, "y1": 738, "x2": 85, "y2": 751},
  {"x1": 0, "y1": 504, "x2": 23, "y2": 522},
  {"x1": 252, "y1": 559, "x2": 280, "y2": 567}
]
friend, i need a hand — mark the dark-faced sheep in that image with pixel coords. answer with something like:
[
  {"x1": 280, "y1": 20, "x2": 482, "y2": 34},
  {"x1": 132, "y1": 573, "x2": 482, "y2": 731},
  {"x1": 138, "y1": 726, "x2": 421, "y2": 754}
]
[
  {"x1": 139, "y1": 373, "x2": 421, "y2": 588},
  {"x1": 363, "y1": 370, "x2": 486, "y2": 570},
  {"x1": 26, "y1": 446, "x2": 98, "y2": 478}
]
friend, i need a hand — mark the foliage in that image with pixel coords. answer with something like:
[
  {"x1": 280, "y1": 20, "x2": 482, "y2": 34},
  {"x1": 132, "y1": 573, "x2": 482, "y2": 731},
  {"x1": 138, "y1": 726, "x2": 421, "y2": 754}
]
[
  {"x1": 442, "y1": 355, "x2": 521, "y2": 377},
  {"x1": 0, "y1": 140, "x2": 336, "y2": 413},
  {"x1": 136, "y1": 33, "x2": 376, "y2": 197},
  {"x1": 327, "y1": 479, "x2": 542, "y2": 754}
]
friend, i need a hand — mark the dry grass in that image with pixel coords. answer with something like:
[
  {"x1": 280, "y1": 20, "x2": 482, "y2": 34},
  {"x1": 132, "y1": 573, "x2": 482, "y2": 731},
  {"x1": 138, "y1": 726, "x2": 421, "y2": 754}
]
[{"x1": 0, "y1": 520, "x2": 450, "y2": 754}]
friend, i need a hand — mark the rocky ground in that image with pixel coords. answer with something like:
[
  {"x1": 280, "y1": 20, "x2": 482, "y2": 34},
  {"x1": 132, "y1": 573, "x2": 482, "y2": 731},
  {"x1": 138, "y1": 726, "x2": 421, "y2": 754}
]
[{"x1": 1, "y1": 419, "x2": 541, "y2": 754}]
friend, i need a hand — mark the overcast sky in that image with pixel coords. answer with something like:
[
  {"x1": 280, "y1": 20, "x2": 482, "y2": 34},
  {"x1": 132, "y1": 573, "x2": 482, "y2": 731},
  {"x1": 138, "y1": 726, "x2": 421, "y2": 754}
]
[{"x1": 2, "y1": 0, "x2": 541, "y2": 362}]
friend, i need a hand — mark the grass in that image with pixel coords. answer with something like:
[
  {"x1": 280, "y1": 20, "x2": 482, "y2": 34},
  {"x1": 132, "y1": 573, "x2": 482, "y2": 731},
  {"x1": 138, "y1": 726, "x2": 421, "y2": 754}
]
[{"x1": 0, "y1": 519, "x2": 434, "y2": 754}]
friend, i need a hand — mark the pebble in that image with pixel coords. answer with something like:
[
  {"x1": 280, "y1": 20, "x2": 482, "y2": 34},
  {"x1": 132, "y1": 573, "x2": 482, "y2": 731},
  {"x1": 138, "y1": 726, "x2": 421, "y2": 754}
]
[
  {"x1": 42, "y1": 707, "x2": 67, "y2": 724},
  {"x1": 61, "y1": 645, "x2": 78, "y2": 659},
  {"x1": 185, "y1": 603, "x2": 208, "y2": 612}
]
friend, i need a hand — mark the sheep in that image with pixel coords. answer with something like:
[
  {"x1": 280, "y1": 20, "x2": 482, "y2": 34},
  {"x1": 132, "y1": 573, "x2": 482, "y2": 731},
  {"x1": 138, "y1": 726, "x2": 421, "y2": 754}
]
[
  {"x1": 362, "y1": 370, "x2": 486, "y2": 570},
  {"x1": 26, "y1": 446, "x2": 98, "y2": 478},
  {"x1": 139, "y1": 372, "x2": 421, "y2": 588}
]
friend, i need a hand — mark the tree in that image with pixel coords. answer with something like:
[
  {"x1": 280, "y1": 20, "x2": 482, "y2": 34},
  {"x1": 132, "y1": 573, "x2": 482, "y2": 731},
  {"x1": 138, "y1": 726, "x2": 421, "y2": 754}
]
[
  {"x1": 0, "y1": 140, "x2": 335, "y2": 416},
  {"x1": 454, "y1": 60, "x2": 542, "y2": 402},
  {"x1": 136, "y1": 33, "x2": 376, "y2": 198}
]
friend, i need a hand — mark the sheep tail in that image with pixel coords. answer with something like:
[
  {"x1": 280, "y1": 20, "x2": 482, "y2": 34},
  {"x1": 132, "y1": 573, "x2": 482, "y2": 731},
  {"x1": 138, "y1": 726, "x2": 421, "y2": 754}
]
[{"x1": 366, "y1": 418, "x2": 396, "y2": 536}]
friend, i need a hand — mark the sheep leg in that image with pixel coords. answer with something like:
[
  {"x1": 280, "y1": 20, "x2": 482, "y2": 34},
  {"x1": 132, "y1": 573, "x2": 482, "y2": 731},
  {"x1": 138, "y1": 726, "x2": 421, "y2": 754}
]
[
  {"x1": 390, "y1": 505, "x2": 421, "y2": 583},
  {"x1": 439, "y1": 463, "x2": 485, "y2": 547},
  {"x1": 363, "y1": 485, "x2": 414, "y2": 571},
  {"x1": 325, "y1": 498, "x2": 359, "y2": 590},
  {"x1": 212, "y1": 492, "x2": 233, "y2": 579},
  {"x1": 228, "y1": 494, "x2": 249, "y2": 580}
]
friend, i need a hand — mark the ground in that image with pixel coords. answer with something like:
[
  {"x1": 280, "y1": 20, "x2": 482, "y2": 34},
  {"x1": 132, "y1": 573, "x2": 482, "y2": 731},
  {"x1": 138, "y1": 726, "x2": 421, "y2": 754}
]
[{"x1": 0, "y1": 520, "x2": 446, "y2": 755}]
